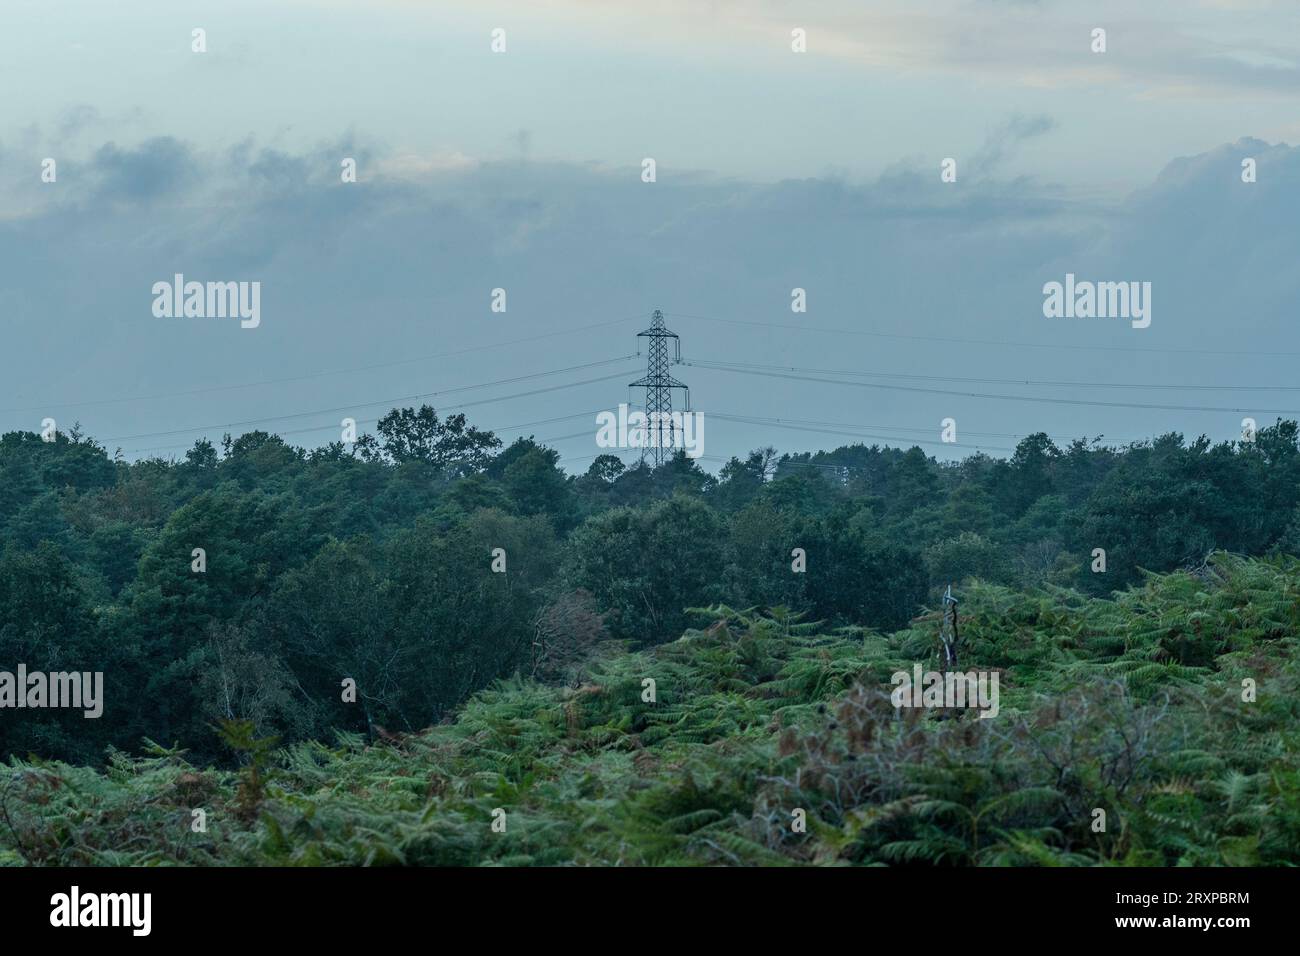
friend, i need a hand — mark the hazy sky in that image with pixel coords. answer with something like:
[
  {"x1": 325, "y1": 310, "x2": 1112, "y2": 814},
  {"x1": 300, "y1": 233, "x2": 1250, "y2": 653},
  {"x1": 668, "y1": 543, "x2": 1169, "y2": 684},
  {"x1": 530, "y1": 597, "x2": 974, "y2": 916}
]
[{"x1": 2, "y1": 0, "x2": 1299, "y2": 470}]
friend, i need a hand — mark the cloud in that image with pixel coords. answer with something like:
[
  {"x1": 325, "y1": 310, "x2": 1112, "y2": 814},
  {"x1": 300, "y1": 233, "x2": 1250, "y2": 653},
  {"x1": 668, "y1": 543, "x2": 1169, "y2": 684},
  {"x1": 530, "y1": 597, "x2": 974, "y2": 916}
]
[
  {"x1": 2, "y1": 132, "x2": 1297, "y2": 463},
  {"x1": 970, "y1": 114, "x2": 1058, "y2": 176},
  {"x1": 403, "y1": 0, "x2": 1300, "y2": 96},
  {"x1": 55, "y1": 105, "x2": 101, "y2": 140},
  {"x1": 90, "y1": 137, "x2": 199, "y2": 203}
]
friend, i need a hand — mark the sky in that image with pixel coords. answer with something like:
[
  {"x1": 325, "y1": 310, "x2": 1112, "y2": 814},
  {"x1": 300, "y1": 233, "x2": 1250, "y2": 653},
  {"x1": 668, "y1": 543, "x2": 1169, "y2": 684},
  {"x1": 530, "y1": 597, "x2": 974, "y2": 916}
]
[{"x1": 2, "y1": 0, "x2": 1299, "y2": 471}]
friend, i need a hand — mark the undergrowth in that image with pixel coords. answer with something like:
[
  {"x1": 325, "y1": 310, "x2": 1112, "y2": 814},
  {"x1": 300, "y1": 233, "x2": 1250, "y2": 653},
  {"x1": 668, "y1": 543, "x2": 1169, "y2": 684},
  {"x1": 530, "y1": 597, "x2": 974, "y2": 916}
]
[{"x1": 2, "y1": 552, "x2": 1296, "y2": 866}]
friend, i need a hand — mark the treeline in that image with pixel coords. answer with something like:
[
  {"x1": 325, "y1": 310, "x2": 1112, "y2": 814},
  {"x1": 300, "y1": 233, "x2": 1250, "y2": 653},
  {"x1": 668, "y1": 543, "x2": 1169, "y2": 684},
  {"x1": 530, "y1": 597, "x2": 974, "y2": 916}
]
[{"x1": 3, "y1": 407, "x2": 1300, "y2": 764}]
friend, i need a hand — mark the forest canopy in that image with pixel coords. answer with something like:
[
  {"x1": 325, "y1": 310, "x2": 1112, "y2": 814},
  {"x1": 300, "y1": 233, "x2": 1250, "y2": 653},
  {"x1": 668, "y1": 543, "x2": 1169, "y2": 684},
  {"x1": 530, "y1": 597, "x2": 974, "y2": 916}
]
[{"x1": 2, "y1": 409, "x2": 1300, "y2": 766}]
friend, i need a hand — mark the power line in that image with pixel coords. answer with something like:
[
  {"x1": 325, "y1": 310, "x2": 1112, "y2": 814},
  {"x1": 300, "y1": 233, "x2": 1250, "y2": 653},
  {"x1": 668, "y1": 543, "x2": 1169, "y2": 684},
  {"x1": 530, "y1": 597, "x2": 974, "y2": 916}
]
[
  {"x1": 530, "y1": 411, "x2": 1022, "y2": 458},
  {"x1": 105, "y1": 371, "x2": 1256, "y2": 467},
  {"x1": 119, "y1": 409, "x2": 608, "y2": 458},
  {"x1": 532, "y1": 429, "x2": 599, "y2": 446},
  {"x1": 57, "y1": 307, "x2": 1277, "y2": 468},
  {"x1": 705, "y1": 411, "x2": 1133, "y2": 448},
  {"x1": 682, "y1": 361, "x2": 1300, "y2": 417},
  {"x1": 97, "y1": 358, "x2": 638, "y2": 443},
  {"x1": 532, "y1": 408, "x2": 1169, "y2": 462},
  {"x1": 1, "y1": 313, "x2": 649, "y2": 413},
  {"x1": 113, "y1": 403, "x2": 1210, "y2": 472},
  {"x1": 691, "y1": 454, "x2": 880, "y2": 476},
  {"x1": 696, "y1": 416, "x2": 1016, "y2": 454},
  {"x1": 664, "y1": 310, "x2": 1300, "y2": 359},
  {"x1": 687, "y1": 357, "x2": 1300, "y2": 393}
]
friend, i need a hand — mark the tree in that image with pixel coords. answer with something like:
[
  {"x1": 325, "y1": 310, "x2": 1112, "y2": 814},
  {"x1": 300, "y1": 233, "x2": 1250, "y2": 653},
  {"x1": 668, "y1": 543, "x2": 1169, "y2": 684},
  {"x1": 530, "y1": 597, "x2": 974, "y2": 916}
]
[
  {"x1": 260, "y1": 538, "x2": 395, "y2": 738},
  {"x1": 563, "y1": 496, "x2": 727, "y2": 644},
  {"x1": 584, "y1": 455, "x2": 625, "y2": 484},
  {"x1": 652, "y1": 450, "x2": 715, "y2": 498},
  {"x1": 530, "y1": 589, "x2": 611, "y2": 681},
  {"x1": 197, "y1": 621, "x2": 314, "y2": 741},
  {"x1": 0, "y1": 543, "x2": 105, "y2": 761},
  {"x1": 123, "y1": 484, "x2": 320, "y2": 749},
  {"x1": 713, "y1": 447, "x2": 777, "y2": 511},
  {"x1": 924, "y1": 532, "x2": 1014, "y2": 588},
  {"x1": 794, "y1": 516, "x2": 928, "y2": 631},
  {"x1": 381, "y1": 510, "x2": 555, "y2": 722},
  {"x1": 500, "y1": 443, "x2": 575, "y2": 524},
  {"x1": 1002, "y1": 433, "x2": 1060, "y2": 517},
  {"x1": 724, "y1": 499, "x2": 799, "y2": 607},
  {"x1": 374, "y1": 405, "x2": 501, "y2": 474}
]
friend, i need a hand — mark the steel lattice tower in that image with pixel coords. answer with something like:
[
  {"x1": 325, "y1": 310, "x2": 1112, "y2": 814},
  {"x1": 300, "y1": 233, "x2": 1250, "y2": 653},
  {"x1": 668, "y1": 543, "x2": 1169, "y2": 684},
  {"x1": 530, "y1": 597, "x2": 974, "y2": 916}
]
[{"x1": 629, "y1": 309, "x2": 690, "y2": 467}]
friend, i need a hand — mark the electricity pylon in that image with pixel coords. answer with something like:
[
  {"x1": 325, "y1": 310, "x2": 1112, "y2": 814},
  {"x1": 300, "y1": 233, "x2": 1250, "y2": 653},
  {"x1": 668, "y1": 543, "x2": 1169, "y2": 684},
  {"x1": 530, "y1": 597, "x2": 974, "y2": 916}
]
[{"x1": 629, "y1": 309, "x2": 690, "y2": 468}]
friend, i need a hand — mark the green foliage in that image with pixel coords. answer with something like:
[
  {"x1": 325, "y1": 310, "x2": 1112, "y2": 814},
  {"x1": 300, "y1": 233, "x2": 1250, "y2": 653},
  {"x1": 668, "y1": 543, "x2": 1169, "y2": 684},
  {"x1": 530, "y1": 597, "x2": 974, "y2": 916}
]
[
  {"x1": 217, "y1": 718, "x2": 281, "y2": 822},
  {"x1": 5, "y1": 410, "x2": 1300, "y2": 864},
  {"x1": 563, "y1": 495, "x2": 728, "y2": 644},
  {"x1": 4, "y1": 555, "x2": 1296, "y2": 866}
]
